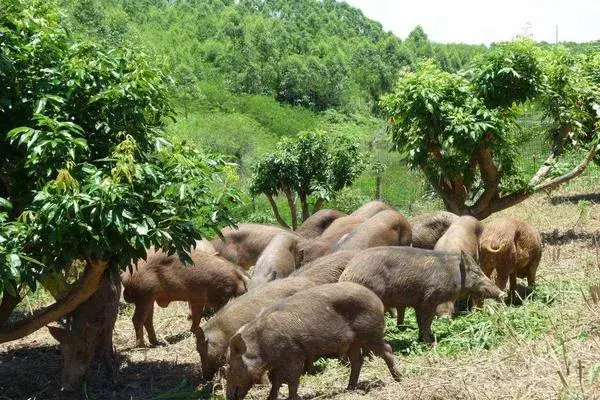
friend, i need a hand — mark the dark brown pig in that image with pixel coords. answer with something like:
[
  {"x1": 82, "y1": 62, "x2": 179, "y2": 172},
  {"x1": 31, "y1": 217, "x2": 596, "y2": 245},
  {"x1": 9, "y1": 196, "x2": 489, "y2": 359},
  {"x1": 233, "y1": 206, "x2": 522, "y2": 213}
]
[
  {"x1": 295, "y1": 209, "x2": 346, "y2": 239},
  {"x1": 194, "y1": 277, "x2": 316, "y2": 381},
  {"x1": 479, "y1": 217, "x2": 542, "y2": 300},
  {"x1": 225, "y1": 282, "x2": 401, "y2": 400},
  {"x1": 409, "y1": 211, "x2": 459, "y2": 249},
  {"x1": 339, "y1": 247, "x2": 504, "y2": 343},
  {"x1": 334, "y1": 210, "x2": 411, "y2": 251},
  {"x1": 212, "y1": 224, "x2": 297, "y2": 269},
  {"x1": 299, "y1": 215, "x2": 365, "y2": 263},
  {"x1": 248, "y1": 234, "x2": 301, "y2": 290},
  {"x1": 289, "y1": 250, "x2": 358, "y2": 284},
  {"x1": 350, "y1": 200, "x2": 393, "y2": 218},
  {"x1": 122, "y1": 249, "x2": 248, "y2": 347},
  {"x1": 48, "y1": 270, "x2": 120, "y2": 391},
  {"x1": 434, "y1": 216, "x2": 483, "y2": 316}
]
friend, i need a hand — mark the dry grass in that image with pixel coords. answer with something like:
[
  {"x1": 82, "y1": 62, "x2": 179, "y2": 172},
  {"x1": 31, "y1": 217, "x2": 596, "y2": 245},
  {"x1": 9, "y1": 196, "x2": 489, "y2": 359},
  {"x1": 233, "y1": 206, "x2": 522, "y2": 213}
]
[{"x1": 1, "y1": 174, "x2": 600, "y2": 400}]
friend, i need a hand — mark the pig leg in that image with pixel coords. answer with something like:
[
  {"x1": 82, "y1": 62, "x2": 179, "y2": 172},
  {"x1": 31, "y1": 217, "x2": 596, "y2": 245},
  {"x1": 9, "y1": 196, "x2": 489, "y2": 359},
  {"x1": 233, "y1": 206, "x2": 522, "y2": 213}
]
[
  {"x1": 132, "y1": 300, "x2": 154, "y2": 347},
  {"x1": 267, "y1": 371, "x2": 282, "y2": 400},
  {"x1": 370, "y1": 341, "x2": 401, "y2": 381},
  {"x1": 415, "y1": 308, "x2": 435, "y2": 344},
  {"x1": 396, "y1": 306, "x2": 406, "y2": 330},
  {"x1": 346, "y1": 344, "x2": 364, "y2": 390},
  {"x1": 284, "y1": 360, "x2": 305, "y2": 400},
  {"x1": 144, "y1": 305, "x2": 160, "y2": 346},
  {"x1": 188, "y1": 301, "x2": 205, "y2": 332}
]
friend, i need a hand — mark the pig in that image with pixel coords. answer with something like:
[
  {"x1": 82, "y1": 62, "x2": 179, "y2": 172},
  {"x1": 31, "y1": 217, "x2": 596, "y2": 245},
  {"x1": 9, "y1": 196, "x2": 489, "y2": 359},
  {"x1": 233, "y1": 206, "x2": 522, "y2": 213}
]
[
  {"x1": 409, "y1": 211, "x2": 459, "y2": 249},
  {"x1": 48, "y1": 270, "x2": 120, "y2": 391},
  {"x1": 289, "y1": 250, "x2": 358, "y2": 284},
  {"x1": 295, "y1": 209, "x2": 346, "y2": 239},
  {"x1": 225, "y1": 282, "x2": 401, "y2": 400},
  {"x1": 334, "y1": 210, "x2": 412, "y2": 251},
  {"x1": 479, "y1": 217, "x2": 542, "y2": 301},
  {"x1": 350, "y1": 200, "x2": 393, "y2": 218},
  {"x1": 433, "y1": 215, "x2": 484, "y2": 316},
  {"x1": 193, "y1": 277, "x2": 316, "y2": 381},
  {"x1": 339, "y1": 247, "x2": 504, "y2": 343},
  {"x1": 212, "y1": 224, "x2": 297, "y2": 269},
  {"x1": 299, "y1": 215, "x2": 365, "y2": 263},
  {"x1": 248, "y1": 234, "x2": 301, "y2": 290},
  {"x1": 122, "y1": 249, "x2": 248, "y2": 347}
]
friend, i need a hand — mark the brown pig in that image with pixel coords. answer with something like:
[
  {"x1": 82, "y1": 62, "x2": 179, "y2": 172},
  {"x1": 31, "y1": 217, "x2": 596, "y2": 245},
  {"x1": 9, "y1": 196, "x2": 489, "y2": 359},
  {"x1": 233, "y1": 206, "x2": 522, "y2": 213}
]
[
  {"x1": 248, "y1": 234, "x2": 301, "y2": 290},
  {"x1": 122, "y1": 249, "x2": 248, "y2": 347},
  {"x1": 295, "y1": 209, "x2": 346, "y2": 239},
  {"x1": 334, "y1": 210, "x2": 412, "y2": 251},
  {"x1": 194, "y1": 277, "x2": 316, "y2": 381},
  {"x1": 350, "y1": 200, "x2": 393, "y2": 218},
  {"x1": 289, "y1": 250, "x2": 358, "y2": 284},
  {"x1": 339, "y1": 247, "x2": 504, "y2": 343},
  {"x1": 48, "y1": 270, "x2": 120, "y2": 391},
  {"x1": 299, "y1": 215, "x2": 365, "y2": 263},
  {"x1": 434, "y1": 215, "x2": 484, "y2": 316},
  {"x1": 409, "y1": 211, "x2": 459, "y2": 249},
  {"x1": 479, "y1": 217, "x2": 542, "y2": 300},
  {"x1": 225, "y1": 282, "x2": 401, "y2": 400},
  {"x1": 212, "y1": 224, "x2": 297, "y2": 269}
]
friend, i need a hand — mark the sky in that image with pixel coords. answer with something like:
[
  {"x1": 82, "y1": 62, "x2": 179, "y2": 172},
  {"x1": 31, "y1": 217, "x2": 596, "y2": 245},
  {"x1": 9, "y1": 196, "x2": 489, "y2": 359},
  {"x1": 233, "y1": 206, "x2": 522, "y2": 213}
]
[{"x1": 343, "y1": 0, "x2": 600, "y2": 45}]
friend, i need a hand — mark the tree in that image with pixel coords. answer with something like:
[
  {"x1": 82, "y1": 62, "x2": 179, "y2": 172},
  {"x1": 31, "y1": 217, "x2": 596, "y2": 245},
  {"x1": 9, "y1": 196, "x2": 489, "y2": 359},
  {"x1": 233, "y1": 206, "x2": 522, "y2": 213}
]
[
  {"x1": 381, "y1": 40, "x2": 600, "y2": 219},
  {"x1": 0, "y1": 0, "x2": 237, "y2": 380},
  {"x1": 250, "y1": 131, "x2": 363, "y2": 229}
]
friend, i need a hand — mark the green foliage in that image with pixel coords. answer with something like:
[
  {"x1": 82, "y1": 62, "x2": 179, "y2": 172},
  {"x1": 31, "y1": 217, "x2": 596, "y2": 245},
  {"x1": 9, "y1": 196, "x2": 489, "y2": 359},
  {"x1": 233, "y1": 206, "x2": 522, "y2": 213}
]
[
  {"x1": 0, "y1": 1, "x2": 238, "y2": 299},
  {"x1": 382, "y1": 40, "x2": 600, "y2": 217}
]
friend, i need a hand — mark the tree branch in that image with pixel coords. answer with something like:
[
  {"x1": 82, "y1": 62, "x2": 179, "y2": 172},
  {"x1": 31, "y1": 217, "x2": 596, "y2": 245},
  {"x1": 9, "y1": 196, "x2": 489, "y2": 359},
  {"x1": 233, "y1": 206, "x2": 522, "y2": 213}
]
[
  {"x1": 299, "y1": 193, "x2": 310, "y2": 222},
  {"x1": 472, "y1": 145, "x2": 500, "y2": 216},
  {"x1": 313, "y1": 198, "x2": 325, "y2": 213},
  {"x1": 0, "y1": 291, "x2": 21, "y2": 325},
  {"x1": 282, "y1": 186, "x2": 298, "y2": 230},
  {"x1": 265, "y1": 193, "x2": 290, "y2": 229},
  {"x1": 0, "y1": 259, "x2": 109, "y2": 344},
  {"x1": 476, "y1": 146, "x2": 597, "y2": 219}
]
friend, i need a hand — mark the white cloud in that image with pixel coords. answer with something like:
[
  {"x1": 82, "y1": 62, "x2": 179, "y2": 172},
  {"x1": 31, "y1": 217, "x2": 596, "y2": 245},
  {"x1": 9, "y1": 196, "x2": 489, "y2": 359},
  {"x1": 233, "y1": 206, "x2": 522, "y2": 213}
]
[{"x1": 343, "y1": 0, "x2": 600, "y2": 45}]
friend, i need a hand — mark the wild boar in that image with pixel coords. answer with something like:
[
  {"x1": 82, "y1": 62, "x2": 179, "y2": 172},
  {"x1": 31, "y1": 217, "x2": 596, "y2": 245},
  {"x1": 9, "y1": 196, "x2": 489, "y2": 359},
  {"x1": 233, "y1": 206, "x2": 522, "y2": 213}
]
[
  {"x1": 289, "y1": 250, "x2": 358, "y2": 284},
  {"x1": 479, "y1": 217, "x2": 542, "y2": 300},
  {"x1": 48, "y1": 270, "x2": 120, "y2": 391},
  {"x1": 409, "y1": 211, "x2": 459, "y2": 249},
  {"x1": 194, "y1": 278, "x2": 316, "y2": 381},
  {"x1": 295, "y1": 209, "x2": 346, "y2": 239},
  {"x1": 122, "y1": 249, "x2": 248, "y2": 347},
  {"x1": 225, "y1": 282, "x2": 401, "y2": 400},
  {"x1": 434, "y1": 215, "x2": 484, "y2": 316},
  {"x1": 299, "y1": 215, "x2": 365, "y2": 263},
  {"x1": 339, "y1": 247, "x2": 504, "y2": 343},
  {"x1": 350, "y1": 200, "x2": 393, "y2": 218},
  {"x1": 334, "y1": 210, "x2": 412, "y2": 251},
  {"x1": 212, "y1": 224, "x2": 297, "y2": 269},
  {"x1": 248, "y1": 234, "x2": 301, "y2": 290}
]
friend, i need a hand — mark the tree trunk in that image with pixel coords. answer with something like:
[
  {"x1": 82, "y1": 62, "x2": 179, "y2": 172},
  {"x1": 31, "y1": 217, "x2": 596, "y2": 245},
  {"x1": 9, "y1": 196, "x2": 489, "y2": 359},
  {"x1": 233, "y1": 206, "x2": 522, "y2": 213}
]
[
  {"x1": 265, "y1": 193, "x2": 290, "y2": 229},
  {"x1": 282, "y1": 186, "x2": 298, "y2": 230},
  {"x1": 313, "y1": 198, "x2": 325, "y2": 213},
  {"x1": 0, "y1": 291, "x2": 21, "y2": 325},
  {"x1": 0, "y1": 258, "x2": 109, "y2": 344},
  {"x1": 299, "y1": 194, "x2": 310, "y2": 222}
]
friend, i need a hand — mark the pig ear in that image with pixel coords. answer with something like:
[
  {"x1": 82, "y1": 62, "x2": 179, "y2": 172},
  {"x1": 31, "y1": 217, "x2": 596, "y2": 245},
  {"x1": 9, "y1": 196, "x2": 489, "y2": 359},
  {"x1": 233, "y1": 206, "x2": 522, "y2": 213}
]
[
  {"x1": 230, "y1": 333, "x2": 247, "y2": 355},
  {"x1": 48, "y1": 326, "x2": 66, "y2": 343}
]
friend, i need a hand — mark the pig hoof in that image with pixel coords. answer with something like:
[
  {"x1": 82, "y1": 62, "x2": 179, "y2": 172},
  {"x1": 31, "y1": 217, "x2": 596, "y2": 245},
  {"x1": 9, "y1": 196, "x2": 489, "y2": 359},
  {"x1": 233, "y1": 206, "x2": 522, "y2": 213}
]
[{"x1": 134, "y1": 341, "x2": 147, "y2": 348}]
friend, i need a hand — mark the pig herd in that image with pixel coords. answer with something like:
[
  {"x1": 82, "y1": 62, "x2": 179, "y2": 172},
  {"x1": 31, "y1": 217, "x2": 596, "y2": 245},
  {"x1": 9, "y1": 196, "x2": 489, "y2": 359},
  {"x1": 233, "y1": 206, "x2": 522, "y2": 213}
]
[{"x1": 117, "y1": 201, "x2": 542, "y2": 400}]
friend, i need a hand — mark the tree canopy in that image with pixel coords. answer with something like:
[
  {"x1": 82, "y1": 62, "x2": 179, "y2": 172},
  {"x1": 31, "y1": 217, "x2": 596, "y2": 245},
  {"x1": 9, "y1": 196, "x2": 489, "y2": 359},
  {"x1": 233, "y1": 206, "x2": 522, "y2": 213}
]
[
  {"x1": 250, "y1": 131, "x2": 364, "y2": 229},
  {"x1": 0, "y1": 0, "x2": 238, "y2": 342},
  {"x1": 382, "y1": 39, "x2": 600, "y2": 219}
]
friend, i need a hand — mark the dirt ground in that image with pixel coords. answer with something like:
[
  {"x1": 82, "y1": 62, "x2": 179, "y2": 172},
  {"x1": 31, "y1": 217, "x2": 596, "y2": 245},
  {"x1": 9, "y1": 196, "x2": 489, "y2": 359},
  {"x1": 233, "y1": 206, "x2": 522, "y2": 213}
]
[{"x1": 1, "y1": 180, "x2": 600, "y2": 400}]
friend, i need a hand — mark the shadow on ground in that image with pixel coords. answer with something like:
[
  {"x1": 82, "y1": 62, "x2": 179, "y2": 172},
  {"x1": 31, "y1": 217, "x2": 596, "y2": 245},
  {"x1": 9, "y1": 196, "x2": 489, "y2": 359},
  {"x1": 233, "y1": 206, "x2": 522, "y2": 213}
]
[
  {"x1": 0, "y1": 343, "x2": 206, "y2": 400},
  {"x1": 540, "y1": 229, "x2": 600, "y2": 246},
  {"x1": 550, "y1": 193, "x2": 600, "y2": 205}
]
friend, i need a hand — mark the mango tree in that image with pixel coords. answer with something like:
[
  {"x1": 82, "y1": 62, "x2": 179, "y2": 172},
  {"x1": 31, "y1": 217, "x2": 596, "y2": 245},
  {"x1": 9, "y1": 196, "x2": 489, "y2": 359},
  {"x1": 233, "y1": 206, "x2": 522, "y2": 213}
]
[
  {"x1": 250, "y1": 130, "x2": 363, "y2": 229},
  {"x1": 381, "y1": 40, "x2": 600, "y2": 219},
  {"x1": 0, "y1": 0, "x2": 237, "y2": 388}
]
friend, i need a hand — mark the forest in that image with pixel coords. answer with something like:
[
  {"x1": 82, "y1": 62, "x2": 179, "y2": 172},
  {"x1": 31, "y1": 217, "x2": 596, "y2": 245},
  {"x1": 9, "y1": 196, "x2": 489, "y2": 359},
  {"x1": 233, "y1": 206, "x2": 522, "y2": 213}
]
[{"x1": 1, "y1": 0, "x2": 600, "y2": 399}]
